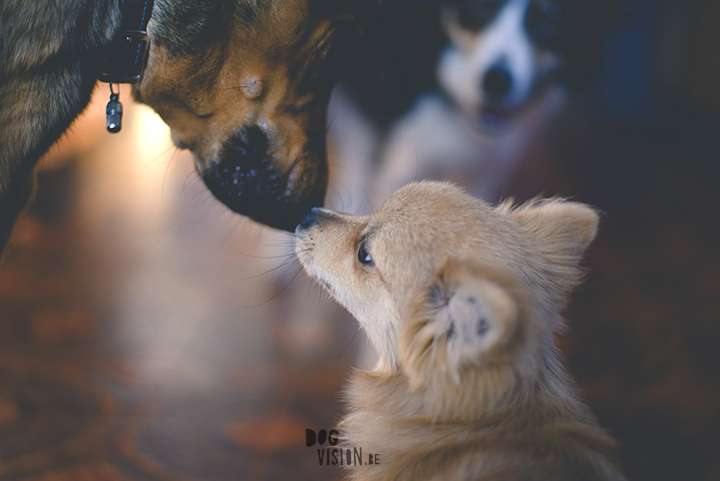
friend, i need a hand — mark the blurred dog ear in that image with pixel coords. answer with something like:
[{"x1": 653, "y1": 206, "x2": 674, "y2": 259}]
[{"x1": 400, "y1": 259, "x2": 524, "y2": 389}]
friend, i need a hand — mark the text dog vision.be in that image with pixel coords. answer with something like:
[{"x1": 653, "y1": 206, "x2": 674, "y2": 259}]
[{"x1": 306, "y1": 429, "x2": 380, "y2": 466}]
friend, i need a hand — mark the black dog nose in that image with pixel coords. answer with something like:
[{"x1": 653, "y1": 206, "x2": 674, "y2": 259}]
[
  {"x1": 202, "y1": 126, "x2": 325, "y2": 232},
  {"x1": 297, "y1": 208, "x2": 320, "y2": 232},
  {"x1": 482, "y1": 66, "x2": 512, "y2": 98},
  {"x1": 207, "y1": 127, "x2": 274, "y2": 207}
]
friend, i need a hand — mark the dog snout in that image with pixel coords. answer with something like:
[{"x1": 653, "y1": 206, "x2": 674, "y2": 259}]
[
  {"x1": 297, "y1": 207, "x2": 321, "y2": 232},
  {"x1": 225, "y1": 126, "x2": 270, "y2": 162},
  {"x1": 201, "y1": 126, "x2": 325, "y2": 232},
  {"x1": 204, "y1": 127, "x2": 274, "y2": 206},
  {"x1": 296, "y1": 207, "x2": 352, "y2": 233},
  {"x1": 482, "y1": 65, "x2": 513, "y2": 99}
]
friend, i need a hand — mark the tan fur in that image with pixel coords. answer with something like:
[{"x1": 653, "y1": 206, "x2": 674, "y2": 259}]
[
  {"x1": 295, "y1": 181, "x2": 626, "y2": 481},
  {"x1": 135, "y1": 0, "x2": 344, "y2": 183},
  {"x1": 1, "y1": 0, "x2": 371, "y2": 252},
  {"x1": 131, "y1": 0, "x2": 371, "y2": 232}
]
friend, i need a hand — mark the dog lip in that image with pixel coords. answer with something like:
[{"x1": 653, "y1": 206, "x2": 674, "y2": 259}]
[
  {"x1": 479, "y1": 105, "x2": 512, "y2": 122},
  {"x1": 471, "y1": 104, "x2": 514, "y2": 133},
  {"x1": 202, "y1": 161, "x2": 324, "y2": 232}
]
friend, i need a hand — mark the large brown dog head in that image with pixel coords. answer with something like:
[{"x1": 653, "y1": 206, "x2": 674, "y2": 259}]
[{"x1": 134, "y1": 0, "x2": 369, "y2": 231}]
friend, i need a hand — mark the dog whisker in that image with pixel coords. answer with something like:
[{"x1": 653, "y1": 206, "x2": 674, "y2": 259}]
[
  {"x1": 150, "y1": 144, "x2": 178, "y2": 164},
  {"x1": 232, "y1": 255, "x2": 297, "y2": 281},
  {"x1": 180, "y1": 171, "x2": 198, "y2": 195},
  {"x1": 162, "y1": 145, "x2": 182, "y2": 200},
  {"x1": 237, "y1": 250, "x2": 297, "y2": 260},
  {"x1": 330, "y1": 325, "x2": 362, "y2": 367},
  {"x1": 241, "y1": 263, "x2": 306, "y2": 309},
  {"x1": 270, "y1": 231, "x2": 299, "y2": 244}
]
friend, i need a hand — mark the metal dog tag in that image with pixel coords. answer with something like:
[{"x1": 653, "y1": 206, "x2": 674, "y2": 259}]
[{"x1": 106, "y1": 92, "x2": 123, "y2": 133}]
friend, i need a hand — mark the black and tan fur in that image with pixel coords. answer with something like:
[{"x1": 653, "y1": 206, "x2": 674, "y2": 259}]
[{"x1": 0, "y1": 0, "x2": 374, "y2": 253}]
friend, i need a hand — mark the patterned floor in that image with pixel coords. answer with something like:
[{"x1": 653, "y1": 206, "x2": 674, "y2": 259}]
[{"x1": 0, "y1": 88, "x2": 719, "y2": 481}]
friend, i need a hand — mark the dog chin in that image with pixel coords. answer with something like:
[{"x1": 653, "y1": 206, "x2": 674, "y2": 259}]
[
  {"x1": 466, "y1": 82, "x2": 564, "y2": 136},
  {"x1": 201, "y1": 157, "x2": 326, "y2": 232},
  {"x1": 471, "y1": 105, "x2": 516, "y2": 134},
  {"x1": 461, "y1": 100, "x2": 521, "y2": 135}
]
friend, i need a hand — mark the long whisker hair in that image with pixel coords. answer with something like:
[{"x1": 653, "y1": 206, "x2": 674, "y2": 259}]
[
  {"x1": 233, "y1": 247, "x2": 311, "y2": 282},
  {"x1": 241, "y1": 261, "x2": 306, "y2": 309}
]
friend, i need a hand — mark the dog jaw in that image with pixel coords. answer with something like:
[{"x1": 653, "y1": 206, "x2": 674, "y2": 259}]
[{"x1": 134, "y1": 1, "x2": 358, "y2": 231}]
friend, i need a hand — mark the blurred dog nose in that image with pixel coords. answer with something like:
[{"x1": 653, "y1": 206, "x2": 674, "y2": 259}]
[{"x1": 482, "y1": 65, "x2": 512, "y2": 98}]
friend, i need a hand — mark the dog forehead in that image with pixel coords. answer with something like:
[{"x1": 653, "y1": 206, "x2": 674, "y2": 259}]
[
  {"x1": 367, "y1": 183, "x2": 529, "y2": 284},
  {"x1": 144, "y1": 0, "x2": 338, "y2": 96},
  {"x1": 368, "y1": 183, "x2": 493, "y2": 264},
  {"x1": 374, "y1": 182, "x2": 491, "y2": 231}
]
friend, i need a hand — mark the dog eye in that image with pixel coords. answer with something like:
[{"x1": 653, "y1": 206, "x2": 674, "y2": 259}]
[{"x1": 357, "y1": 240, "x2": 374, "y2": 266}]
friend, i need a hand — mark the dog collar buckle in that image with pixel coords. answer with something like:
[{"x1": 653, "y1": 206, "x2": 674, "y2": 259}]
[
  {"x1": 99, "y1": 30, "x2": 150, "y2": 83},
  {"x1": 99, "y1": 0, "x2": 154, "y2": 133},
  {"x1": 99, "y1": 0, "x2": 154, "y2": 84}
]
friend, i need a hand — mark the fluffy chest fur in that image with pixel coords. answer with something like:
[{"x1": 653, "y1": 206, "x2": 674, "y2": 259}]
[{"x1": 340, "y1": 359, "x2": 623, "y2": 481}]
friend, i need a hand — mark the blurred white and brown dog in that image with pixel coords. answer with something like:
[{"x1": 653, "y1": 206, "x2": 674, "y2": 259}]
[
  {"x1": 328, "y1": 0, "x2": 631, "y2": 210},
  {"x1": 296, "y1": 181, "x2": 626, "y2": 481}
]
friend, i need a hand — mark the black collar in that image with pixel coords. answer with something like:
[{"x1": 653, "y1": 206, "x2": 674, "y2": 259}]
[{"x1": 99, "y1": 0, "x2": 155, "y2": 83}]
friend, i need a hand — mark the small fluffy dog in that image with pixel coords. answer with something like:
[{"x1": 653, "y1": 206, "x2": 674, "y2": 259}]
[{"x1": 296, "y1": 181, "x2": 626, "y2": 480}]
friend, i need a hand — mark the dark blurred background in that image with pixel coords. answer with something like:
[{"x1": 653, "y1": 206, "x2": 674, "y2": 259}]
[{"x1": 0, "y1": 0, "x2": 719, "y2": 480}]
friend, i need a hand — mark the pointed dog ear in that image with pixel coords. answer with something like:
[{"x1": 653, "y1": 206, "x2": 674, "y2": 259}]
[
  {"x1": 505, "y1": 198, "x2": 600, "y2": 302},
  {"x1": 400, "y1": 259, "x2": 525, "y2": 389}
]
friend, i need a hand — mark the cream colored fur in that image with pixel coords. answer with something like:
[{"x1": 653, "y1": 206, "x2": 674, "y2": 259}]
[{"x1": 295, "y1": 181, "x2": 626, "y2": 481}]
